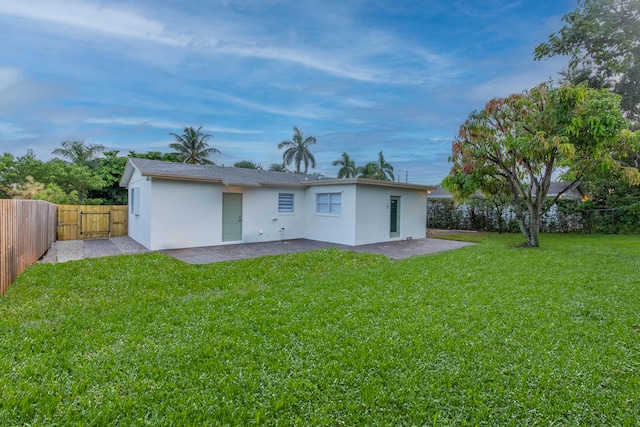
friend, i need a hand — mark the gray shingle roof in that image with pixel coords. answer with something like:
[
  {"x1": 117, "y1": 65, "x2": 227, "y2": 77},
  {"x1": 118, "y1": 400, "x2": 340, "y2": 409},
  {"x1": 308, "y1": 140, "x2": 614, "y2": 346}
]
[
  {"x1": 121, "y1": 158, "x2": 326, "y2": 187},
  {"x1": 120, "y1": 158, "x2": 435, "y2": 191},
  {"x1": 426, "y1": 186, "x2": 454, "y2": 198},
  {"x1": 547, "y1": 181, "x2": 587, "y2": 198}
]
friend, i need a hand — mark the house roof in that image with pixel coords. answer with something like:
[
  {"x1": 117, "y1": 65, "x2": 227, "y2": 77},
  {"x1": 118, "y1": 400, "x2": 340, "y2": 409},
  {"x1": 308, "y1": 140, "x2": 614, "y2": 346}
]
[
  {"x1": 120, "y1": 158, "x2": 435, "y2": 191},
  {"x1": 304, "y1": 177, "x2": 434, "y2": 191},
  {"x1": 546, "y1": 181, "x2": 588, "y2": 199},
  {"x1": 426, "y1": 186, "x2": 454, "y2": 198},
  {"x1": 120, "y1": 158, "x2": 317, "y2": 188}
]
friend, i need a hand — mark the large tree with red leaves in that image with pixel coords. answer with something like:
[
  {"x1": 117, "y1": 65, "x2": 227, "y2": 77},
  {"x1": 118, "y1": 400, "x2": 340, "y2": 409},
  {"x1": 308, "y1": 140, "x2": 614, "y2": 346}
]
[{"x1": 443, "y1": 82, "x2": 633, "y2": 247}]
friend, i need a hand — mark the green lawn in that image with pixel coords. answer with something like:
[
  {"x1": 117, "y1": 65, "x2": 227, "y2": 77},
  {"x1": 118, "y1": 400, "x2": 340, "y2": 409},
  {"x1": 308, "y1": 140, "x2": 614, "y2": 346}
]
[{"x1": 1, "y1": 234, "x2": 639, "y2": 426}]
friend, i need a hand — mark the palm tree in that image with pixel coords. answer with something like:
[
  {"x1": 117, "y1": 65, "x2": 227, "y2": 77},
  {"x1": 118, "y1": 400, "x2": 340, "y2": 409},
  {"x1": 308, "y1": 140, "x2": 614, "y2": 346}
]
[
  {"x1": 268, "y1": 163, "x2": 288, "y2": 172},
  {"x1": 278, "y1": 126, "x2": 317, "y2": 174},
  {"x1": 357, "y1": 161, "x2": 378, "y2": 179},
  {"x1": 373, "y1": 150, "x2": 394, "y2": 181},
  {"x1": 332, "y1": 152, "x2": 358, "y2": 178},
  {"x1": 234, "y1": 160, "x2": 262, "y2": 170},
  {"x1": 52, "y1": 139, "x2": 105, "y2": 167},
  {"x1": 357, "y1": 151, "x2": 394, "y2": 181},
  {"x1": 169, "y1": 126, "x2": 220, "y2": 165}
]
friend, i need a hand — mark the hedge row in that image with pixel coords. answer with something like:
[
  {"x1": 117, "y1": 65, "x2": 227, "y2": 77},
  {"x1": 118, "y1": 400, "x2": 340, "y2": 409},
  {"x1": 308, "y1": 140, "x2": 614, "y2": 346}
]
[{"x1": 427, "y1": 198, "x2": 640, "y2": 234}]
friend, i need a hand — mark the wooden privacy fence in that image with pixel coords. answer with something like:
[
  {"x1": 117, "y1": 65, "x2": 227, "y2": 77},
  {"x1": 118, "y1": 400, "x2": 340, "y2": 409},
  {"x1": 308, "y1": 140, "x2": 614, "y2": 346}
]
[
  {"x1": 1, "y1": 200, "x2": 57, "y2": 295},
  {"x1": 57, "y1": 205, "x2": 128, "y2": 240}
]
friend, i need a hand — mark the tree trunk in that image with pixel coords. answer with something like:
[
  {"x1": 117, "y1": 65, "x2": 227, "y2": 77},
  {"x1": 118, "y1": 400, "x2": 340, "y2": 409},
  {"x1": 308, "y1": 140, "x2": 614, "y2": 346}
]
[
  {"x1": 527, "y1": 212, "x2": 540, "y2": 247},
  {"x1": 495, "y1": 205, "x2": 504, "y2": 234},
  {"x1": 512, "y1": 203, "x2": 540, "y2": 247}
]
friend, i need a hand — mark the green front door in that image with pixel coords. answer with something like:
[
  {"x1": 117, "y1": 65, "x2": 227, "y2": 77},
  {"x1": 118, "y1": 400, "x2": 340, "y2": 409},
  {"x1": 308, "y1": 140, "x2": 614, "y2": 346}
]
[
  {"x1": 222, "y1": 193, "x2": 242, "y2": 242},
  {"x1": 389, "y1": 196, "x2": 400, "y2": 238}
]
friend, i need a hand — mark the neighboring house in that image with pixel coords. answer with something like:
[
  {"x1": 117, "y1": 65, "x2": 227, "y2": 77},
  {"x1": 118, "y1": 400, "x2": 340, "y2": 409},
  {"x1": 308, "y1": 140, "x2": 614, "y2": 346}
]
[
  {"x1": 427, "y1": 181, "x2": 589, "y2": 201},
  {"x1": 426, "y1": 181, "x2": 589, "y2": 232},
  {"x1": 120, "y1": 158, "x2": 435, "y2": 250},
  {"x1": 426, "y1": 186, "x2": 455, "y2": 199},
  {"x1": 544, "y1": 182, "x2": 589, "y2": 201}
]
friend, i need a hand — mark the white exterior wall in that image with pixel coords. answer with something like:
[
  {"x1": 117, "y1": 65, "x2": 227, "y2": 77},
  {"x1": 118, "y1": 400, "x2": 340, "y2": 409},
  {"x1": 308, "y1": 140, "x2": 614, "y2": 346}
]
[
  {"x1": 127, "y1": 169, "x2": 153, "y2": 249},
  {"x1": 128, "y1": 178, "x2": 311, "y2": 250},
  {"x1": 354, "y1": 186, "x2": 428, "y2": 245},
  {"x1": 396, "y1": 188, "x2": 428, "y2": 241},
  {"x1": 304, "y1": 185, "x2": 357, "y2": 245},
  {"x1": 126, "y1": 173, "x2": 428, "y2": 250},
  {"x1": 240, "y1": 188, "x2": 307, "y2": 243},
  {"x1": 149, "y1": 179, "x2": 223, "y2": 250}
]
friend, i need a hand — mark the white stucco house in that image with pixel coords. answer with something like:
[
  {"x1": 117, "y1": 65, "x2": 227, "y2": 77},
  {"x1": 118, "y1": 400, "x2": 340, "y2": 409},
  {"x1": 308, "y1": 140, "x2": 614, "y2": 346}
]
[{"x1": 119, "y1": 158, "x2": 435, "y2": 250}]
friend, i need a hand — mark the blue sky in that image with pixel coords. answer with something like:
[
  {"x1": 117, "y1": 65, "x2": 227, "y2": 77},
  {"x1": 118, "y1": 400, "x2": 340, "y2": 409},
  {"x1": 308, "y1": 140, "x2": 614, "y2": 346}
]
[{"x1": 0, "y1": 0, "x2": 574, "y2": 184}]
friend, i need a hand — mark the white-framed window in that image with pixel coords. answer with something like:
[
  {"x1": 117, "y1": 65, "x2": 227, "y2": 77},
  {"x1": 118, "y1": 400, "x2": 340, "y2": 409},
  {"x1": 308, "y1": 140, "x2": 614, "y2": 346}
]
[
  {"x1": 278, "y1": 193, "x2": 294, "y2": 213},
  {"x1": 316, "y1": 192, "x2": 341, "y2": 215},
  {"x1": 130, "y1": 187, "x2": 140, "y2": 216}
]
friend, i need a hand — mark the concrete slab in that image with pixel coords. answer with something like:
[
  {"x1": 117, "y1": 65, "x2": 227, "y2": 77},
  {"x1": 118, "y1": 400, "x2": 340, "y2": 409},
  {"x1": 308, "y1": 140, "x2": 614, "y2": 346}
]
[
  {"x1": 348, "y1": 238, "x2": 476, "y2": 259},
  {"x1": 161, "y1": 239, "x2": 344, "y2": 264},
  {"x1": 45, "y1": 236, "x2": 476, "y2": 264},
  {"x1": 41, "y1": 237, "x2": 150, "y2": 263},
  {"x1": 161, "y1": 238, "x2": 476, "y2": 264},
  {"x1": 83, "y1": 239, "x2": 121, "y2": 258},
  {"x1": 40, "y1": 240, "x2": 84, "y2": 263}
]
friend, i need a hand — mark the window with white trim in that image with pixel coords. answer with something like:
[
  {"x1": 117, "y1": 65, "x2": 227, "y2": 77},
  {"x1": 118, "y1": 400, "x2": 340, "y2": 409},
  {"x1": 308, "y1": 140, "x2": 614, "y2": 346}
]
[
  {"x1": 278, "y1": 193, "x2": 294, "y2": 213},
  {"x1": 130, "y1": 187, "x2": 140, "y2": 215},
  {"x1": 316, "y1": 192, "x2": 341, "y2": 214}
]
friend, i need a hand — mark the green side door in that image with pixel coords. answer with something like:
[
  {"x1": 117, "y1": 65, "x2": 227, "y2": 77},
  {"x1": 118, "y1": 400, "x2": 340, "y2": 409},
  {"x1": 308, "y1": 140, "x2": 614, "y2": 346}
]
[
  {"x1": 222, "y1": 193, "x2": 242, "y2": 242},
  {"x1": 390, "y1": 196, "x2": 400, "y2": 238}
]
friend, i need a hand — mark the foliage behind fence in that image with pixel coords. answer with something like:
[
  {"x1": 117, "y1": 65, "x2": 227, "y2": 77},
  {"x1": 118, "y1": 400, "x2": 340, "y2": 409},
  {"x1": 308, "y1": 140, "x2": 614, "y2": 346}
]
[
  {"x1": 427, "y1": 198, "x2": 640, "y2": 234},
  {"x1": 0, "y1": 200, "x2": 57, "y2": 295}
]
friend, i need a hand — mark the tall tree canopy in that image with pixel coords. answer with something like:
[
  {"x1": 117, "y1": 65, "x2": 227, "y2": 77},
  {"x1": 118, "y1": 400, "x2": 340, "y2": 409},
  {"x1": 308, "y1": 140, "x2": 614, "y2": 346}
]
[
  {"x1": 372, "y1": 151, "x2": 394, "y2": 181},
  {"x1": 278, "y1": 126, "x2": 317, "y2": 174},
  {"x1": 268, "y1": 163, "x2": 288, "y2": 172},
  {"x1": 534, "y1": 0, "x2": 640, "y2": 121},
  {"x1": 52, "y1": 139, "x2": 105, "y2": 167},
  {"x1": 233, "y1": 160, "x2": 262, "y2": 170},
  {"x1": 88, "y1": 150, "x2": 129, "y2": 204},
  {"x1": 332, "y1": 152, "x2": 358, "y2": 178},
  {"x1": 1, "y1": 151, "x2": 104, "y2": 203},
  {"x1": 358, "y1": 151, "x2": 394, "y2": 181},
  {"x1": 128, "y1": 151, "x2": 182, "y2": 162},
  {"x1": 357, "y1": 162, "x2": 378, "y2": 179},
  {"x1": 169, "y1": 126, "x2": 220, "y2": 165},
  {"x1": 443, "y1": 82, "x2": 635, "y2": 247}
]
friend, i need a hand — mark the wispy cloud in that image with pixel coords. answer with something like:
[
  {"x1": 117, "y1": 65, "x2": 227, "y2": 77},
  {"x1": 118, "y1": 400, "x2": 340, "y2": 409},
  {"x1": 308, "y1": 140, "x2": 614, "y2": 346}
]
[
  {"x1": 453, "y1": 0, "x2": 523, "y2": 19},
  {"x1": 213, "y1": 92, "x2": 334, "y2": 120},
  {"x1": 0, "y1": 67, "x2": 67, "y2": 113},
  {"x1": 0, "y1": 67, "x2": 22, "y2": 91},
  {"x1": 0, "y1": 1, "x2": 453, "y2": 85},
  {"x1": 0, "y1": 121, "x2": 34, "y2": 139},
  {"x1": 0, "y1": 0, "x2": 578, "y2": 183},
  {"x1": 0, "y1": 0, "x2": 184, "y2": 46},
  {"x1": 206, "y1": 40, "x2": 386, "y2": 83},
  {"x1": 85, "y1": 117, "x2": 263, "y2": 135},
  {"x1": 467, "y1": 55, "x2": 566, "y2": 103}
]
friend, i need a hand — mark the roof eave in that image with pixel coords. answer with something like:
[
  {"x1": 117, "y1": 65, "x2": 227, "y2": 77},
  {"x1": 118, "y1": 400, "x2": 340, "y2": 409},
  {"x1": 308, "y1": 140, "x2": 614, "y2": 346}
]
[
  {"x1": 258, "y1": 182, "x2": 306, "y2": 188},
  {"x1": 304, "y1": 178, "x2": 435, "y2": 191},
  {"x1": 141, "y1": 173, "x2": 227, "y2": 185},
  {"x1": 118, "y1": 160, "x2": 136, "y2": 187}
]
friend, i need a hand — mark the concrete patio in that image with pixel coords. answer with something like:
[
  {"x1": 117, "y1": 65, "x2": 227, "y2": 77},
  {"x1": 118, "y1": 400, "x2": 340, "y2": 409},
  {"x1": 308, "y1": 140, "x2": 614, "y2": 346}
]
[
  {"x1": 160, "y1": 237, "x2": 476, "y2": 264},
  {"x1": 43, "y1": 236, "x2": 476, "y2": 264}
]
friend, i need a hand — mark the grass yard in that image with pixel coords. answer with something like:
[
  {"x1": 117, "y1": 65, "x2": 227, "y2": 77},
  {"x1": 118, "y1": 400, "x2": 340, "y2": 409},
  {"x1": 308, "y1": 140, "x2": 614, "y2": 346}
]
[{"x1": 1, "y1": 233, "x2": 639, "y2": 426}]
